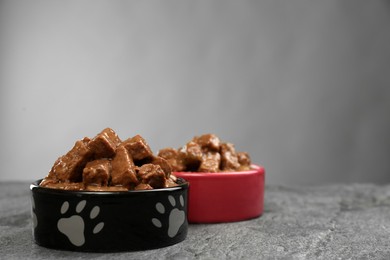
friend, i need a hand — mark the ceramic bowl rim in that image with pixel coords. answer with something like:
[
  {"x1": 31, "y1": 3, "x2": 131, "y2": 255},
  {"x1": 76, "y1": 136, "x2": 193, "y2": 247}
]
[
  {"x1": 30, "y1": 178, "x2": 189, "y2": 196},
  {"x1": 173, "y1": 164, "x2": 264, "y2": 178}
]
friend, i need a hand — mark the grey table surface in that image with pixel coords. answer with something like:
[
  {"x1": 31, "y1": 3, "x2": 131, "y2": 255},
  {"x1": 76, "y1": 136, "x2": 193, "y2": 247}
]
[{"x1": 1, "y1": 182, "x2": 390, "y2": 260}]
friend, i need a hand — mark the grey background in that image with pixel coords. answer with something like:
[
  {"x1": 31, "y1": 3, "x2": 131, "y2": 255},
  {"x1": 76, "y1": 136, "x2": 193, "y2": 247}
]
[{"x1": 1, "y1": 0, "x2": 389, "y2": 185}]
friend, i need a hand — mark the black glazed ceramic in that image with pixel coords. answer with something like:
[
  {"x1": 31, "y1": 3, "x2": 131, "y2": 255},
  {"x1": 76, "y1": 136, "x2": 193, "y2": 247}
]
[{"x1": 30, "y1": 179, "x2": 188, "y2": 252}]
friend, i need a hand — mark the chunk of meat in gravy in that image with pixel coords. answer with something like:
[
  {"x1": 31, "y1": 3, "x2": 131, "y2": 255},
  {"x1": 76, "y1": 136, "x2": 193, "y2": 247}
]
[
  {"x1": 165, "y1": 177, "x2": 178, "y2": 187},
  {"x1": 137, "y1": 164, "x2": 166, "y2": 189},
  {"x1": 88, "y1": 128, "x2": 121, "y2": 159},
  {"x1": 237, "y1": 152, "x2": 251, "y2": 170},
  {"x1": 220, "y1": 143, "x2": 240, "y2": 171},
  {"x1": 122, "y1": 135, "x2": 153, "y2": 161},
  {"x1": 151, "y1": 156, "x2": 172, "y2": 178},
  {"x1": 111, "y1": 146, "x2": 138, "y2": 189},
  {"x1": 48, "y1": 137, "x2": 92, "y2": 182},
  {"x1": 82, "y1": 159, "x2": 111, "y2": 186},
  {"x1": 179, "y1": 141, "x2": 202, "y2": 171},
  {"x1": 198, "y1": 152, "x2": 221, "y2": 172},
  {"x1": 193, "y1": 134, "x2": 220, "y2": 152},
  {"x1": 158, "y1": 148, "x2": 186, "y2": 172}
]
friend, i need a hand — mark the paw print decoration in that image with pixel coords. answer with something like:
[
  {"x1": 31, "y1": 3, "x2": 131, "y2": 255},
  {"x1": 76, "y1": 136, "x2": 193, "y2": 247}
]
[
  {"x1": 55, "y1": 195, "x2": 186, "y2": 248},
  {"x1": 152, "y1": 195, "x2": 186, "y2": 238},
  {"x1": 31, "y1": 179, "x2": 188, "y2": 251},
  {"x1": 57, "y1": 200, "x2": 104, "y2": 247}
]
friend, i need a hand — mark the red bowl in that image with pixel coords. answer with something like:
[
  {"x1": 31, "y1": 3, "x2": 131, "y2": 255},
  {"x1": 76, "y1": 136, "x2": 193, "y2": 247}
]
[{"x1": 174, "y1": 165, "x2": 265, "y2": 223}]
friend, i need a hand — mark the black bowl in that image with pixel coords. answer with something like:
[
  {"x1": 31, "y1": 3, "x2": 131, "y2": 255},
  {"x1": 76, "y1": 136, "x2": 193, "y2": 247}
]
[{"x1": 30, "y1": 179, "x2": 189, "y2": 252}]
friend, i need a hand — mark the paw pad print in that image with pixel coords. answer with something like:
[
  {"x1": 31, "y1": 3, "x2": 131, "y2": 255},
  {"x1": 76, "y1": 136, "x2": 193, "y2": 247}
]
[
  {"x1": 152, "y1": 195, "x2": 185, "y2": 238},
  {"x1": 57, "y1": 200, "x2": 104, "y2": 246}
]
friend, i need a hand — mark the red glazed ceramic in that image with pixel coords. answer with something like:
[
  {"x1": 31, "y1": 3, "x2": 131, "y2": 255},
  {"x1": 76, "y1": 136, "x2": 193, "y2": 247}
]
[{"x1": 174, "y1": 165, "x2": 264, "y2": 223}]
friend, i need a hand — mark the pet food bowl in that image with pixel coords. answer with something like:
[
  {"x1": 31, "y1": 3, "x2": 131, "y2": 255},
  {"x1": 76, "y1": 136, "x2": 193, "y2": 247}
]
[
  {"x1": 174, "y1": 165, "x2": 264, "y2": 223},
  {"x1": 30, "y1": 179, "x2": 189, "y2": 252}
]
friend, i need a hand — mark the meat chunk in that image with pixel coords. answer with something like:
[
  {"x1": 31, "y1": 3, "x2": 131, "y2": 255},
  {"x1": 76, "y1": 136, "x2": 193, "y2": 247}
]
[
  {"x1": 179, "y1": 141, "x2": 202, "y2": 171},
  {"x1": 199, "y1": 152, "x2": 221, "y2": 172},
  {"x1": 137, "y1": 164, "x2": 166, "y2": 189},
  {"x1": 193, "y1": 134, "x2": 220, "y2": 152},
  {"x1": 220, "y1": 143, "x2": 240, "y2": 171},
  {"x1": 111, "y1": 146, "x2": 138, "y2": 189},
  {"x1": 151, "y1": 156, "x2": 172, "y2": 178},
  {"x1": 237, "y1": 152, "x2": 251, "y2": 170},
  {"x1": 122, "y1": 135, "x2": 153, "y2": 161},
  {"x1": 88, "y1": 128, "x2": 121, "y2": 159},
  {"x1": 165, "y1": 176, "x2": 179, "y2": 187},
  {"x1": 82, "y1": 159, "x2": 111, "y2": 186},
  {"x1": 48, "y1": 137, "x2": 92, "y2": 182},
  {"x1": 158, "y1": 148, "x2": 186, "y2": 172}
]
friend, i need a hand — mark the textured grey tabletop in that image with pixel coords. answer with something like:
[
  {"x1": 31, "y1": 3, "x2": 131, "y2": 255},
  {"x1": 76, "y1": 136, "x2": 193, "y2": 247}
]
[{"x1": 1, "y1": 182, "x2": 390, "y2": 259}]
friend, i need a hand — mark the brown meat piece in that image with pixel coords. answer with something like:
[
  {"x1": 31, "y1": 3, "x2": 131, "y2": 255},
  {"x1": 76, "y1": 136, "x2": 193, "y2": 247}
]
[
  {"x1": 169, "y1": 174, "x2": 177, "y2": 183},
  {"x1": 193, "y1": 134, "x2": 221, "y2": 152},
  {"x1": 158, "y1": 148, "x2": 186, "y2": 172},
  {"x1": 82, "y1": 159, "x2": 111, "y2": 186},
  {"x1": 237, "y1": 152, "x2": 251, "y2": 170},
  {"x1": 179, "y1": 141, "x2": 202, "y2": 170},
  {"x1": 220, "y1": 143, "x2": 240, "y2": 171},
  {"x1": 167, "y1": 174, "x2": 179, "y2": 187},
  {"x1": 48, "y1": 137, "x2": 92, "y2": 182},
  {"x1": 122, "y1": 135, "x2": 153, "y2": 161},
  {"x1": 88, "y1": 128, "x2": 121, "y2": 159},
  {"x1": 137, "y1": 164, "x2": 166, "y2": 189},
  {"x1": 199, "y1": 152, "x2": 221, "y2": 172},
  {"x1": 151, "y1": 156, "x2": 172, "y2": 178},
  {"x1": 111, "y1": 146, "x2": 138, "y2": 189},
  {"x1": 165, "y1": 177, "x2": 179, "y2": 187}
]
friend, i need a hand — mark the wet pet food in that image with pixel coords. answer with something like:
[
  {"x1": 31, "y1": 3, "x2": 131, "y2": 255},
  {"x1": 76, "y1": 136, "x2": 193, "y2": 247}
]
[
  {"x1": 40, "y1": 128, "x2": 178, "y2": 191},
  {"x1": 158, "y1": 134, "x2": 251, "y2": 172}
]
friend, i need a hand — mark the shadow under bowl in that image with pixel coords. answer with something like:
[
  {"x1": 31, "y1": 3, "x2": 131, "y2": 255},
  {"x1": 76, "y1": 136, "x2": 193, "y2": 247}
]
[
  {"x1": 30, "y1": 178, "x2": 189, "y2": 252},
  {"x1": 174, "y1": 165, "x2": 265, "y2": 223}
]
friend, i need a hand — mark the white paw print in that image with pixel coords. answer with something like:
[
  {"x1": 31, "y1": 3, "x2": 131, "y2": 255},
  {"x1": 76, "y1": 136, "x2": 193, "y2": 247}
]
[
  {"x1": 57, "y1": 200, "x2": 104, "y2": 247},
  {"x1": 152, "y1": 195, "x2": 185, "y2": 238}
]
